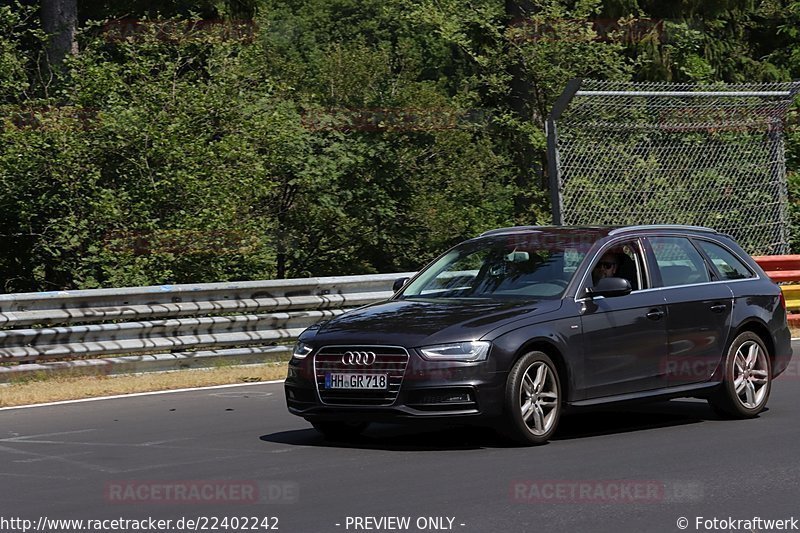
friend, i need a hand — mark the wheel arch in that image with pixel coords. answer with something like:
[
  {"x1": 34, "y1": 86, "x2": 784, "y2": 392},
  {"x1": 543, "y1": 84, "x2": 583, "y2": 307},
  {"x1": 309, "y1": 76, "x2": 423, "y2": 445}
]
[
  {"x1": 510, "y1": 339, "x2": 572, "y2": 403},
  {"x1": 733, "y1": 319, "x2": 775, "y2": 364}
]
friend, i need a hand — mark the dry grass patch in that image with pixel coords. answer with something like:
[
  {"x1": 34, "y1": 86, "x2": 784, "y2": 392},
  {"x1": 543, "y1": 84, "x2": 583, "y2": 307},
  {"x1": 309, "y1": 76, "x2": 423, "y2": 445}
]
[{"x1": 0, "y1": 363, "x2": 288, "y2": 408}]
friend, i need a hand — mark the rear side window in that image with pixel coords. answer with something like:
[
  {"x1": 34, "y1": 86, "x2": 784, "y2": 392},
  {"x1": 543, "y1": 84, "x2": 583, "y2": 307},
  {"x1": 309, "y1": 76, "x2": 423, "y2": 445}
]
[
  {"x1": 649, "y1": 237, "x2": 711, "y2": 287},
  {"x1": 695, "y1": 240, "x2": 754, "y2": 280}
]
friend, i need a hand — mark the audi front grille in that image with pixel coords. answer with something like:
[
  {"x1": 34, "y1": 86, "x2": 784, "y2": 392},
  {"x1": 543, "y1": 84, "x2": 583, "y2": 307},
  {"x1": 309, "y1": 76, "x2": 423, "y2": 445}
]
[{"x1": 314, "y1": 346, "x2": 409, "y2": 406}]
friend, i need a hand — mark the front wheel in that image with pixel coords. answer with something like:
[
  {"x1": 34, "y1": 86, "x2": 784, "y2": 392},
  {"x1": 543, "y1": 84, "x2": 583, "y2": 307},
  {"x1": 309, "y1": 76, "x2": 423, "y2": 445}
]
[
  {"x1": 708, "y1": 331, "x2": 772, "y2": 418},
  {"x1": 500, "y1": 351, "x2": 562, "y2": 445}
]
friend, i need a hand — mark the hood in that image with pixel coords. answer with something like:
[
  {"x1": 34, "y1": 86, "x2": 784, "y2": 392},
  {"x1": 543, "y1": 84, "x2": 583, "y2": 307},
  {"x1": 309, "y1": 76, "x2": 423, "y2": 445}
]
[{"x1": 303, "y1": 298, "x2": 562, "y2": 347}]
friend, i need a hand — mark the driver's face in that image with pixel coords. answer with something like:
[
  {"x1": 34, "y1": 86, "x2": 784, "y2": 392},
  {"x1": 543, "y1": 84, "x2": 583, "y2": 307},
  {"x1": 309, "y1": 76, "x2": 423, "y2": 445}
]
[{"x1": 594, "y1": 254, "x2": 618, "y2": 279}]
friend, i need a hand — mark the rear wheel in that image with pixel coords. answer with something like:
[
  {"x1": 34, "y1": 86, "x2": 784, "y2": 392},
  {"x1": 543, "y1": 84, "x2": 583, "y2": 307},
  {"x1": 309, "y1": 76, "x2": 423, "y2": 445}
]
[
  {"x1": 708, "y1": 331, "x2": 772, "y2": 418},
  {"x1": 310, "y1": 420, "x2": 369, "y2": 440},
  {"x1": 501, "y1": 351, "x2": 562, "y2": 445}
]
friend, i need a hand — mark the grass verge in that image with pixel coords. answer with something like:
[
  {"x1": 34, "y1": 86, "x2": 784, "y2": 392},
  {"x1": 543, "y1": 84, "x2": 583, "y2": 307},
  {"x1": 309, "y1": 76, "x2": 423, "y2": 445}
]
[{"x1": 0, "y1": 363, "x2": 288, "y2": 408}]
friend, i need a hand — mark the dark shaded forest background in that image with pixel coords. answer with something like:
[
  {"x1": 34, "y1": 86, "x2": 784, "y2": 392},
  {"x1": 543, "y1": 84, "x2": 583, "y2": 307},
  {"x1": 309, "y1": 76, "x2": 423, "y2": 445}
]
[{"x1": 1, "y1": 0, "x2": 799, "y2": 292}]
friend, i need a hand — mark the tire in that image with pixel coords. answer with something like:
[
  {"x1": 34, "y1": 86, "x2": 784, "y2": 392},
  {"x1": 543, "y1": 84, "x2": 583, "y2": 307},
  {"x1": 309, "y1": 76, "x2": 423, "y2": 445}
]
[
  {"x1": 500, "y1": 351, "x2": 562, "y2": 445},
  {"x1": 708, "y1": 331, "x2": 772, "y2": 418},
  {"x1": 310, "y1": 420, "x2": 369, "y2": 440}
]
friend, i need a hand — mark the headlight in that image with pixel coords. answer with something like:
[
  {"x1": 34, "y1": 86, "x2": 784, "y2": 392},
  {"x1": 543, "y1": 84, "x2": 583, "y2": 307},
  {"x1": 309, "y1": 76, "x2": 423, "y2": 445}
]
[
  {"x1": 292, "y1": 342, "x2": 313, "y2": 359},
  {"x1": 418, "y1": 341, "x2": 490, "y2": 361}
]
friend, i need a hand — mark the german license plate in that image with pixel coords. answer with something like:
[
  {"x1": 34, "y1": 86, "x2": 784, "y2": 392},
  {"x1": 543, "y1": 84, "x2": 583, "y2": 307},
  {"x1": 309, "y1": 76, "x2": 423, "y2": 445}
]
[{"x1": 325, "y1": 373, "x2": 388, "y2": 390}]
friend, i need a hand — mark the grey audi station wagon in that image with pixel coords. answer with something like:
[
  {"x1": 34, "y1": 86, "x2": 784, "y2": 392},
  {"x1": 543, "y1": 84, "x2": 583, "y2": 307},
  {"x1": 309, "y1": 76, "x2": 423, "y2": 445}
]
[{"x1": 285, "y1": 225, "x2": 793, "y2": 445}]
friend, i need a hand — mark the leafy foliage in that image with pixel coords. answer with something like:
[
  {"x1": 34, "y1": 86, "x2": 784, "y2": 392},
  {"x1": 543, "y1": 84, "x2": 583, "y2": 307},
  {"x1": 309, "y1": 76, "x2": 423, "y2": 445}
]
[{"x1": 0, "y1": 0, "x2": 799, "y2": 291}]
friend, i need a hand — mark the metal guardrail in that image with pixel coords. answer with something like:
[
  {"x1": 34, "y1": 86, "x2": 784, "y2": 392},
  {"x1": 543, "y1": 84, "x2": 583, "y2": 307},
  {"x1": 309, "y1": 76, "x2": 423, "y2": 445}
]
[
  {"x1": 0, "y1": 273, "x2": 414, "y2": 380},
  {"x1": 2, "y1": 255, "x2": 798, "y2": 381}
]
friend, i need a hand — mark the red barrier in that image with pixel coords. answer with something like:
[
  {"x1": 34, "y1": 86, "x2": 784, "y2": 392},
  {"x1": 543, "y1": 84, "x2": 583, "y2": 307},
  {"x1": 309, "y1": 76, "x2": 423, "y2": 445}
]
[
  {"x1": 753, "y1": 255, "x2": 800, "y2": 281},
  {"x1": 754, "y1": 255, "x2": 800, "y2": 327},
  {"x1": 752, "y1": 255, "x2": 800, "y2": 270}
]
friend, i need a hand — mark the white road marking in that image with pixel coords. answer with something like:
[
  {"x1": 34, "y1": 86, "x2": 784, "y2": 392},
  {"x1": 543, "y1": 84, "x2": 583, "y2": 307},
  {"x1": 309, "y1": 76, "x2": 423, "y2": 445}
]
[
  {"x1": 210, "y1": 391, "x2": 274, "y2": 398},
  {"x1": 0, "y1": 379, "x2": 286, "y2": 412},
  {"x1": 13, "y1": 451, "x2": 94, "y2": 464},
  {"x1": 0, "y1": 429, "x2": 96, "y2": 442},
  {"x1": 0, "y1": 472, "x2": 80, "y2": 480},
  {"x1": 0, "y1": 443, "x2": 121, "y2": 474},
  {"x1": 115, "y1": 454, "x2": 252, "y2": 474}
]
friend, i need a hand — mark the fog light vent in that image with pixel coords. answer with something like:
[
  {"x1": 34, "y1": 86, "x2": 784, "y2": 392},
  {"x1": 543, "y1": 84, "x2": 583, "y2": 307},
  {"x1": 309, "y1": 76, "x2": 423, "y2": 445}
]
[
  {"x1": 407, "y1": 388, "x2": 477, "y2": 411},
  {"x1": 424, "y1": 391, "x2": 472, "y2": 404}
]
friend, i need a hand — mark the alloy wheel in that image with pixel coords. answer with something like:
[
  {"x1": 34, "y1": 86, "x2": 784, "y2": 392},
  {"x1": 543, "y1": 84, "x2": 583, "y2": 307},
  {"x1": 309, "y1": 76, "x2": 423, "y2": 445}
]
[
  {"x1": 519, "y1": 361, "x2": 559, "y2": 436},
  {"x1": 732, "y1": 340, "x2": 769, "y2": 409}
]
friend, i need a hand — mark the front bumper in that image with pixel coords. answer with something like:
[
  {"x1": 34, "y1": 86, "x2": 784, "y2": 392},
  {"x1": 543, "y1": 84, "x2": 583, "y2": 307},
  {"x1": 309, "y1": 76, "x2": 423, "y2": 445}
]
[{"x1": 284, "y1": 347, "x2": 507, "y2": 421}]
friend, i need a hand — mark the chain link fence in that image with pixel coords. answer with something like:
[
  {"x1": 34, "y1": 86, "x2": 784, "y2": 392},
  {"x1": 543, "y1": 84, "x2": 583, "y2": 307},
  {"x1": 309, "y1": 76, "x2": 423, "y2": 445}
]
[{"x1": 547, "y1": 80, "x2": 800, "y2": 255}]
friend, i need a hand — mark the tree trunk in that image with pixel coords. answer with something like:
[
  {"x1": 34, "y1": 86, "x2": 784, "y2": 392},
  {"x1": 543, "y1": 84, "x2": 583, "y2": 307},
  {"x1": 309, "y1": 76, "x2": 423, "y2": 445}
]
[
  {"x1": 41, "y1": 0, "x2": 78, "y2": 70},
  {"x1": 224, "y1": 0, "x2": 258, "y2": 19},
  {"x1": 505, "y1": 0, "x2": 541, "y2": 224}
]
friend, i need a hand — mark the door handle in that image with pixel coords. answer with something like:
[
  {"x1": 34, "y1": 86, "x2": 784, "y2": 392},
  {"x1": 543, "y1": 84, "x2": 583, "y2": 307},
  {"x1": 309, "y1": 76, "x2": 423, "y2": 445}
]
[
  {"x1": 646, "y1": 309, "x2": 664, "y2": 321},
  {"x1": 710, "y1": 304, "x2": 727, "y2": 313}
]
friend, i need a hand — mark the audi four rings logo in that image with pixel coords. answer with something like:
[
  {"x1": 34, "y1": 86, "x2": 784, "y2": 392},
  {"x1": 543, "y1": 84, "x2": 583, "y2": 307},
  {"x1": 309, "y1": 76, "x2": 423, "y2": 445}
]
[{"x1": 342, "y1": 351, "x2": 377, "y2": 365}]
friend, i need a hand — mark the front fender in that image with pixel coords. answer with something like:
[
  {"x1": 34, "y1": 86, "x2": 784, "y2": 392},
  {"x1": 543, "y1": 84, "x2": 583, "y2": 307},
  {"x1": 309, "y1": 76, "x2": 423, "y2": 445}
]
[{"x1": 486, "y1": 314, "x2": 584, "y2": 402}]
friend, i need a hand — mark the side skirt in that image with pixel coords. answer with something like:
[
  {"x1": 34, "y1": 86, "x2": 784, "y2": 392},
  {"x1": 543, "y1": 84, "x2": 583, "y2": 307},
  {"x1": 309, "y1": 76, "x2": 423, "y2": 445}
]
[{"x1": 567, "y1": 382, "x2": 720, "y2": 410}]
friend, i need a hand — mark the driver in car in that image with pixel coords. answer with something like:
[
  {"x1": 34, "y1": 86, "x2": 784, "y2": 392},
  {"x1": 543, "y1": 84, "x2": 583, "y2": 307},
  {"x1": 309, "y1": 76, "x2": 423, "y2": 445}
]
[{"x1": 592, "y1": 252, "x2": 619, "y2": 284}]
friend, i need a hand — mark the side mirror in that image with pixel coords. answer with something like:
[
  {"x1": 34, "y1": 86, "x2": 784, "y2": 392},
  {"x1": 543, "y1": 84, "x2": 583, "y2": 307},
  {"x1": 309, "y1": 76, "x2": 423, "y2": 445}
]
[
  {"x1": 392, "y1": 277, "x2": 410, "y2": 292},
  {"x1": 587, "y1": 277, "x2": 632, "y2": 298}
]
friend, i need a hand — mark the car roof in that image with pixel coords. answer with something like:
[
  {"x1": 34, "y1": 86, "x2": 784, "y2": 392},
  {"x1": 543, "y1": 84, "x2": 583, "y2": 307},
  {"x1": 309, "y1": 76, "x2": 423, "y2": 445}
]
[
  {"x1": 479, "y1": 225, "x2": 614, "y2": 237},
  {"x1": 480, "y1": 224, "x2": 720, "y2": 238},
  {"x1": 607, "y1": 224, "x2": 720, "y2": 236}
]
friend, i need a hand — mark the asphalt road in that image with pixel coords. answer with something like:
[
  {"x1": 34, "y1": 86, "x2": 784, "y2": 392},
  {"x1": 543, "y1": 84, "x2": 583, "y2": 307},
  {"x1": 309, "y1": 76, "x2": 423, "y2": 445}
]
[{"x1": 1, "y1": 343, "x2": 799, "y2": 533}]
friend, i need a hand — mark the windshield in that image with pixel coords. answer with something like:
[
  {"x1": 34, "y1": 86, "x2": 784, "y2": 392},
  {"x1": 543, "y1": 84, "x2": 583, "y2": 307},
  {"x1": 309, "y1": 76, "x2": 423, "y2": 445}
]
[{"x1": 399, "y1": 234, "x2": 590, "y2": 300}]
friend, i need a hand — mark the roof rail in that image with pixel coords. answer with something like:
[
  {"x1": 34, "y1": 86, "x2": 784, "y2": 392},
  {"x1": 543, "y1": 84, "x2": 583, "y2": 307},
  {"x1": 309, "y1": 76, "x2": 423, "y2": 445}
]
[
  {"x1": 608, "y1": 224, "x2": 718, "y2": 235},
  {"x1": 479, "y1": 226, "x2": 544, "y2": 237}
]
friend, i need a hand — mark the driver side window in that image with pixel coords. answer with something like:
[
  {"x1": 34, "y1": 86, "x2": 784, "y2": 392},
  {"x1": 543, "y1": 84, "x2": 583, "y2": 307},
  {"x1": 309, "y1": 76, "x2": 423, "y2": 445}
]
[{"x1": 591, "y1": 240, "x2": 646, "y2": 291}]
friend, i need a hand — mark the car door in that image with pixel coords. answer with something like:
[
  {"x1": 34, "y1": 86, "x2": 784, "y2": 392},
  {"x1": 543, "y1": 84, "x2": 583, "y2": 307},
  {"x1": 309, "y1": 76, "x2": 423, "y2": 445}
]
[
  {"x1": 645, "y1": 236, "x2": 734, "y2": 386},
  {"x1": 578, "y1": 239, "x2": 670, "y2": 398}
]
